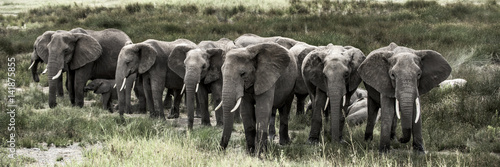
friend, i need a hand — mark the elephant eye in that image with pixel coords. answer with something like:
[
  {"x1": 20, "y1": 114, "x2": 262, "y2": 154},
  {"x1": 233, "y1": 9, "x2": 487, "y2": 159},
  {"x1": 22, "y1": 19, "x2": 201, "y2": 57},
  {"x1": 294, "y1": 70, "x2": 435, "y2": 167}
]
[
  {"x1": 63, "y1": 48, "x2": 70, "y2": 54},
  {"x1": 417, "y1": 71, "x2": 422, "y2": 79},
  {"x1": 240, "y1": 71, "x2": 246, "y2": 77},
  {"x1": 202, "y1": 64, "x2": 207, "y2": 69},
  {"x1": 343, "y1": 71, "x2": 349, "y2": 79},
  {"x1": 390, "y1": 73, "x2": 396, "y2": 79}
]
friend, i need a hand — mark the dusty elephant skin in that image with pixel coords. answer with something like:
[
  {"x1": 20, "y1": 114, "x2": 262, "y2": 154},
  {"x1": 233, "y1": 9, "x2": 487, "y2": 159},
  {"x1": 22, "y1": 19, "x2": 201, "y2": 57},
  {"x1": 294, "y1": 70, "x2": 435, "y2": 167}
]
[
  {"x1": 115, "y1": 39, "x2": 196, "y2": 119},
  {"x1": 358, "y1": 42, "x2": 452, "y2": 153},
  {"x1": 168, "y1": 38, "x2": 236, "y2": 128},
  {"x1": 37, "y1": 28, "x2": 132, "y2": 109},
  {"x1": 84, "y1": 79, "x2": 118, "y2": 112},
  {"x1": 219, "y1": 43, "x2": 297, "y2": 154},
  {"x1": 234, "y1": 33, "x2": 298, "y2": 49},
  {"x1": 302, "y1": 44, "x2": 366, "y2": 143}
]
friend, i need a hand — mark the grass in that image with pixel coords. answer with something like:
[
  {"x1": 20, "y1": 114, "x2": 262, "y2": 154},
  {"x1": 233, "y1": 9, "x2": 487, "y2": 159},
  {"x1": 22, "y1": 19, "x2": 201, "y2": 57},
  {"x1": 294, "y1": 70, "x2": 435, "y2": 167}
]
[{"x1": 1, "y1": 0, "x2": 500, "y2": 166}]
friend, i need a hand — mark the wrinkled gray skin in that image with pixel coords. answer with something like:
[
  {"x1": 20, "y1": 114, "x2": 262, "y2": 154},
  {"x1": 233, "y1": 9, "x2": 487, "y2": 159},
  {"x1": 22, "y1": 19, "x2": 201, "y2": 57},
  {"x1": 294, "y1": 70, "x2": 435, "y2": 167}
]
[
  {"x1": 302, "y1": 44, "x2": 366, "y2": 143},
  {"x1": 41, "y1": 28, "x2": 133, "y2": 109},
  {"x1": 115, "y1": 39, "x2": 196, "y2": 119},
  {"x1": 234, "y1": 33, "x2": 298, "y2": 49},
  {"x1": 358, "y1": 42, "x2": 452, "y2": 153},
  {"x1": 84, "y1": 79, "x2": 118, "y2": 112},
  {"x1": 220, "y1": 43, "x2": 297, "y2": 154},
  {"x1": 169, "y1": 38, "x2": 237, "y2": 128},
  {"x1": 349, "y1": 88, "x2": 367, "y2": 105},
  {"x1": 345, "y1": 98, "x2": 381, "y2": 126}
]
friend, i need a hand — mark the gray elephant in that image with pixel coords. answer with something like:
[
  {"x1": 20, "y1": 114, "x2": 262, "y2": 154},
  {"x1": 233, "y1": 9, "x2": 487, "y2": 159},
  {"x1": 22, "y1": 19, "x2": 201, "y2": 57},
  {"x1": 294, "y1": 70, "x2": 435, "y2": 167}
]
[
  {"x1": 358, "y1": 42, "x2": 452, "y2": 153},
  {"x1": 115, "y1": 39, "x2": 196, "y2": 119},
  {"x1": 349, "y1": 88, "x2": 368, "y2": 105},
  {"x1": 168, "y1": 38, "x2": 236, "y2": 128},
  {"x1": 37, "y1": 28, "x2": 133, "y2": 109},
  {"x1": 220, "y1": 43, "x2": 297, "y2": 153},
  {"x1": 302, "y1": 44, "x2": 366, "y2": 143},
  {"x1": 234, "y1": 33, "x2": 298, "y2": 49},
  {"x1": 84, "y1": 79, "x2": 117, "y2": 112},
  {"x1": 345, "y1": 97, "x2": 382, "y2": 126}
]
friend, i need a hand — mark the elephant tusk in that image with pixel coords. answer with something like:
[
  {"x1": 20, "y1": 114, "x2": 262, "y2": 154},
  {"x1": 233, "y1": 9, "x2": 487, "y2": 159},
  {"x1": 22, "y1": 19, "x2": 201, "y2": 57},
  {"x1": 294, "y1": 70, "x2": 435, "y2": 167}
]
[
  {"x1": 415, "y1": 97, "x2": 421, "y2": 123},
  {"x1": 181, "y1": 84, "x2": 186, "y2": 95},
  {"x1": 324, "y1": 97, "x2": 330, "y2": 111},
  {"x1": 52, "y1": 70, "x2": 62, "y2": 80},
  {"x1": 395, "y1": 99, "x2": 401, "y2": 119},
  {"x1": 28, "y1": 61, "x2": 35, "y2": 70},
  {"x1": 195, "y1": 83, "x2": 199, "y2": 93},
  {"x1": 343, "y1": 95, "x2": 346, "y2": 106},
  {"x1": 42, "y1": 68, "x2": 48, "y2": 75},
  {"x1": 231, "y1": 98, "x2": 241, "y2": 113},
  {"x1": 214, "y1": 101, "x2": 223, "y2": 111},
  {"x1": 132, "y1": 80, "x2": 135, "y2": 90},
  {"x1": 113, "y1": 84, "x2": 116, "y2": 89},
  {"x1": 119, "y1": 78, "x2": 126, "y2": 91}
]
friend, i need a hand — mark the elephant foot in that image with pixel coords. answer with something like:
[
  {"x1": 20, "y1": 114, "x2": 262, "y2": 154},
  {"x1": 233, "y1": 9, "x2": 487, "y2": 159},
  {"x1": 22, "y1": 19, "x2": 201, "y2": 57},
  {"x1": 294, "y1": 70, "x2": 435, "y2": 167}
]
[
  {"x1": 108, "y1": 108, "x2": 114, "y2": 113},
  {"x1": 167, "y1": 113, "x2": 179, "y2": 119},
  {"x1": 49, "y1": 102, "x2": 57, "y2": 108},
  {"x1": 216, "y1": 122, "x2": 223, "y2": 127},
  {"x1": 57, "y1": 93, "x2": 64, "y2": 97},
  {"x1": 307, "y1": 137, "x2": 320, "y2": 144},
  {"x1": 364, "y1": 133, "x2": 373, "y2": 141},
  {"x1": 378, "y1": 146, "x2": 391, "y2": 154},
  {"x1": 268, "y1": 134, "x2": 276, "y2": 142},
  {"x1": 413, "y1": 143, "x2": 426, "y2": 154},
  {"x1": 279, "y1": 137, "x2": 291, "y2": 145},
  {"x1": 399, "y1": 137, "x2": 410, "y2": 144},
  {"x1": 194, "y1": 114, "x2": 202, "y2": 118},
  {"x1": 201, "y1": 121, "x2": 211, "y2": 126}
]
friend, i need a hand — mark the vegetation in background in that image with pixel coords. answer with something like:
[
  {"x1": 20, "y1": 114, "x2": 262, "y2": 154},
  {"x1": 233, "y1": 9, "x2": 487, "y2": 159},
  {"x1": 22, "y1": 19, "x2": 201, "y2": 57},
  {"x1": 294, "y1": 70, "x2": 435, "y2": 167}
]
[{"x1": 0, "y1": 0, "x2": 499, "y2": 166}]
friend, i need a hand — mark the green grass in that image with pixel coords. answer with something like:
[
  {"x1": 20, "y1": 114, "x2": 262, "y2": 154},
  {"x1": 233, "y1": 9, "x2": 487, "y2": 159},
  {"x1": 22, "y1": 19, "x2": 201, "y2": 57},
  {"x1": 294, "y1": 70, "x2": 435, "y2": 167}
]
[{"x1": 1, "y1": 0, "x2": 500, "y2": 166}]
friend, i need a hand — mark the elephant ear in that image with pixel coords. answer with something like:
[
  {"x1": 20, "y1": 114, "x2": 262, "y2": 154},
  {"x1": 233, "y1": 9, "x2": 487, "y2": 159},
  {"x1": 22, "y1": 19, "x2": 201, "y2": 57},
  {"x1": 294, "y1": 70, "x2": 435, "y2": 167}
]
[
  {"x1": 358, "y1": 51, "x2": 395, "y2": 97},
  {"x1": 415, "y1": 50, "x2": 452, "y2": 94},
  {"x1": 204, "y1": 48, "x2": 224, "y2": 84},
  {"x1": 275, "y1": 37, "x2": 298, "y2": 49},
  {"x1": 302, "y1": 49, "x2": 328, "y2": 92},
  {"x1": 95, "y1": 81, "x2": 111, "y2": 94},
  {"x1": 137, "y1": 43, "x2": 158, "y2": 74},
  {"x1": 248, "y1": 43, "x2": 291, "y2": 95},
  {"x1": 35, "y1": 31, "x2": 56, "y2": 63},
  {"x1": 70, "y1": 33, "x2": 103, "y2": 70},
  {"x1": 345, "y1": 47, "x2": 366, "y2": 92},
  {"x1": 168, "y1": 45, "x2": 195, "y2": 79}
]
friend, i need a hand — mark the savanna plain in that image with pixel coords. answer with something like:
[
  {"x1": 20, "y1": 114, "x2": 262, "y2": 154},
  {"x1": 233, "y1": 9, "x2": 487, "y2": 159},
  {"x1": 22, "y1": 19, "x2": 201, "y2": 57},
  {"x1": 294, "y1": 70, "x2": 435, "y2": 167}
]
[{"x1": 1, "y1": 0, "x2": 500, "y2": 166}]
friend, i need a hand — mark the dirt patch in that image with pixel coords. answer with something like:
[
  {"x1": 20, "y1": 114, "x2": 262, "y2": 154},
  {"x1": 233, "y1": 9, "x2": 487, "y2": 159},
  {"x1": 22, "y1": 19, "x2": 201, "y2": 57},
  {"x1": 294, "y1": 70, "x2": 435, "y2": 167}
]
[{"x1": 16, "y1": 142, "x2": 102, "y2": 166}]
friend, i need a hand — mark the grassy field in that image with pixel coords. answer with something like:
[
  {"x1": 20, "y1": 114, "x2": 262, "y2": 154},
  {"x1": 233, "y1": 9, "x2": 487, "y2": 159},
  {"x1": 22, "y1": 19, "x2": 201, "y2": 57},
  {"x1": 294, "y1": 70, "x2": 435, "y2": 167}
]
[{"x1": 1, "y1": 0, "x2": 500, "y2": 166}]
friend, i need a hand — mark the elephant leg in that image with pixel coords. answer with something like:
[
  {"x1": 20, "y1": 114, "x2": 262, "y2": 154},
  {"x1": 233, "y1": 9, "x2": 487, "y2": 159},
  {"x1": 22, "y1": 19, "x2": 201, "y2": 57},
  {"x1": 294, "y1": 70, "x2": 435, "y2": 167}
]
[
  {"x1": 142, "y1": 75, "x2": 154, "y2": 117},
  {"x1": 268, "y1": 108, "x2": 277, "y2": 142},
  {"x1": 195, "y1": 93, "x2": 202, "y2": 118},
  {"x1": 339, "y1": 90, "x2": 355, "y2": 141},
  {"x1": 412, "y1": 110, "x2": 425, "y2": 153},
  {"x1": 102, "y1": 93, "x2": 112, "y2": 113},
  {"x1": 390, "y1": 113, "x2": 397, "y2": 140},
  {"x1": 67, "y1": 70, "x2": 76, "y2": 105},
  {"x1": 295, "y1": 93, "x2": 307, "y2": 115},
  {"x1": 364, "y1": 96, "x2": 380, "y2": 141},
  {"x1": 172, "y1": 89, "x2": 182, "y2": 118},
  {"x1": 133, "y1": 75, "x2": 147, "y2": 113},
  {"x1": 278, "y1": 94, "x2": 293, "y2": 145},
  {"x1": 240, "y1": 93, "x2": 256, "y2": 154},
  {"x1": 198, "y1": 84, "x2": 211, "y2": 126},
  {"x1": 125, "y1": 73, "x2": 136, "y2": 114},
  {"x1": 308, "y1": 89, "x2": 327, "y2": 143},
  {"x1": 210, "y1": 83, "x2": 223, "y2": 126},
  {"x1": 379, "y1": 96, "x2": 396, "y2": 153},
  {"x1": 151, "y1": 79, "x2": 166, "y2": 119},
  {"x1": 56, "y1": 74, "x2": 64, "y2": 97},
  {"x1": 254, "y1": 87, "x2": 275, "y2": 153},
  {"x1": 164, "y1": 89, "x2": 173, "y2": 110},
  {"x1": 74, "y1": 67, "x2": 92, "y2": 108}
]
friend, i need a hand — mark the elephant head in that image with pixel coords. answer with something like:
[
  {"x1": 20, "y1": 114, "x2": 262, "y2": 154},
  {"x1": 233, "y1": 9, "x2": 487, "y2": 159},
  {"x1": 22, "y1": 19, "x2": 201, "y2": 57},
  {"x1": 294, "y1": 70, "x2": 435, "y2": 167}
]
[
  {"x1": 358, "y1": 43, "x2": 451, "y2": 143},
  {"x1": 84, "y1": 79, "x2": 113, "y2": 94},
  {"x1": 44, "y1": 31, "x2": 103, "y2": 108},
  {"x1": 302, "y1": 44, "x2": 366, "y2": 141},
  {"x1": 220, "y1": 43, "x2": 291, "y2": 149}
]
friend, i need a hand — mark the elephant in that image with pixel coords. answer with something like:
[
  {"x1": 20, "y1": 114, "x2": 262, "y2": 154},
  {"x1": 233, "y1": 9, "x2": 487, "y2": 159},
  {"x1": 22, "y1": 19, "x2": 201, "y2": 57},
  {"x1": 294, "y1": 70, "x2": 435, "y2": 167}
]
[
  {"x1": 358, "y1": 42, "x2": 452, "y2": 153},
  {"x1": 163, "y1": 88, "x2": 182, "y2": 117},
  {"x1": 234, "y1": 33, "x2": 298, "y2": 49},
  {"x1": 302, "y1": 44, "x2": 366, "y2": 143},
  {"x1": 38, "y1": 28, "x2": 133, "y2": 109},
  {"x1": 438, "y1": 78, "x2": 467, "y2": 89},
  {"x1": 345, "y1": 97, "x2": 381, "y2": 126},
  {"x1": 84, "y1": 79, "x2": 118, "y2": 112},
  {"x1": 168, "y1": 38, "x2": 237, "y2": 128},
  {"x1": 219, "y1": 43, "x2": 298, "y2": 154},
  {"x1": 115, "y1": 39, "x2": 196, "y2": 119},
  {"x1": 349, "y1": 88, "x2": 368, "y2": 105}
]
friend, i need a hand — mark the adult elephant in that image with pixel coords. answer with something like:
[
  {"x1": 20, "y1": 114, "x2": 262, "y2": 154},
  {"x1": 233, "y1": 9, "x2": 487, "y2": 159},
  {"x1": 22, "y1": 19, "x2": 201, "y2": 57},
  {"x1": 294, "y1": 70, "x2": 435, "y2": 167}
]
[
  {"x1": 358, "y1": 42, "x2": 451, "y2": 153},
  {"x1": 115, "y1": 39, "x2": 196, "y2": 119},
  {"x1": 219, "y1": 43, "x2": 297, "y2": 153},
  {"x1": 234, "y1": 33, "x2": 298, "y2": 49},
  {"x1": 302, "y1": 44, "x2": 366, "y2": 143},
  {"x1": 169, "y1": 38, "x2": 236, "y2": 128},
  {"x1": 40, "y1": 28, "x2": 132, "y2": 108}
]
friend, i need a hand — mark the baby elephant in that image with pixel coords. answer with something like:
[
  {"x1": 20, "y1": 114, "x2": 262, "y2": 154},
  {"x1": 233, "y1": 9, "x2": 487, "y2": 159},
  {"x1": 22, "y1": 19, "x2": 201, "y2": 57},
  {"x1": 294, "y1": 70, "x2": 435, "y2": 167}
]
[{"x1": 84, "y1": 79, "x2": 118, "y2": 112}]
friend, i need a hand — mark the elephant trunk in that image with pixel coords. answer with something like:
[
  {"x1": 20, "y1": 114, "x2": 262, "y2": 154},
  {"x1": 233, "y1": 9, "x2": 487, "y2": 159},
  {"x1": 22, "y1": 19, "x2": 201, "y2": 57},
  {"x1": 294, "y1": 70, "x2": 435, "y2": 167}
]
[
  {"x1": 396, "y1": 86, "x2": 417, "y2": 143},
  {"x1": 185, "y1": 67, "x2": 201, "y2": 129},
  {"x1": 220, "y1": 75, "x2": 243, "y2": 149},
  {"x1": 47, "y1": 53, "x2": 65, "y2": 108},
  {"x1": 115, "y1": 64, "x2": 129, "y2": 116},
  {"x1": 328, "y1": 80, "x2": 346, "y2": 142}
]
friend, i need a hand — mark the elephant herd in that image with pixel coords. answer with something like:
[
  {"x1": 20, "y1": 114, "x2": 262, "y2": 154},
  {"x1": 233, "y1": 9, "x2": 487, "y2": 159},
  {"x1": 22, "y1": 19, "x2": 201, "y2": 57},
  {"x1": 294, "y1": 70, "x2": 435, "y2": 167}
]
[{"x1": 29, "y1": 28, "x2": 452, "y2": 154}]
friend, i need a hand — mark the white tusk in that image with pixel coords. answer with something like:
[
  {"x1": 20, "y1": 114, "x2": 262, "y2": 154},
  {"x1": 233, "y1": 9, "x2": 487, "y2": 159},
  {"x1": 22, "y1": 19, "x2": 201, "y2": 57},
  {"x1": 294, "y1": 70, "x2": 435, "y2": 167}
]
[
  {"x1": 52, "y1": 70, "x2": 62, "y2": 80},
  {"x1": 324, "y1": 97, "x2": 329, "y2": 111},
  {"x1": 415, "y1": 97, "x2": 421, "y2": 123},
  {"x1": 195, "y1": 83, "x2": 199, "y2": 93},
  {"x1": 113, "y1": 84, "x2": 116, "y2": 89},
  {"x1": 214, "y1": 101, "x2": 223, "y2": 111},
  {"x1": 181, "y1": 84, "x2": 185, "y2": 95},
  {"x1": 231, "y1": 98, "x2": 241, "y2": 113},
  {"x1": 395, "y1": 99, "x2": 401, "y2": 119},
  {"x1": 28, "y1": 61, "x2": 35, "y2": 70},
  {"x1": 342, "y1": 95, "x2": 346, "y2": 106},
  {"x1": 42, "y1": 68, "x2": 48, "y2": 75},
  {"x1": 119, "y1": 78, "x2": 126, "y2": 91},
  {"x1": 132, "y1": 80, "x2": 135, "y2": 90}
]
